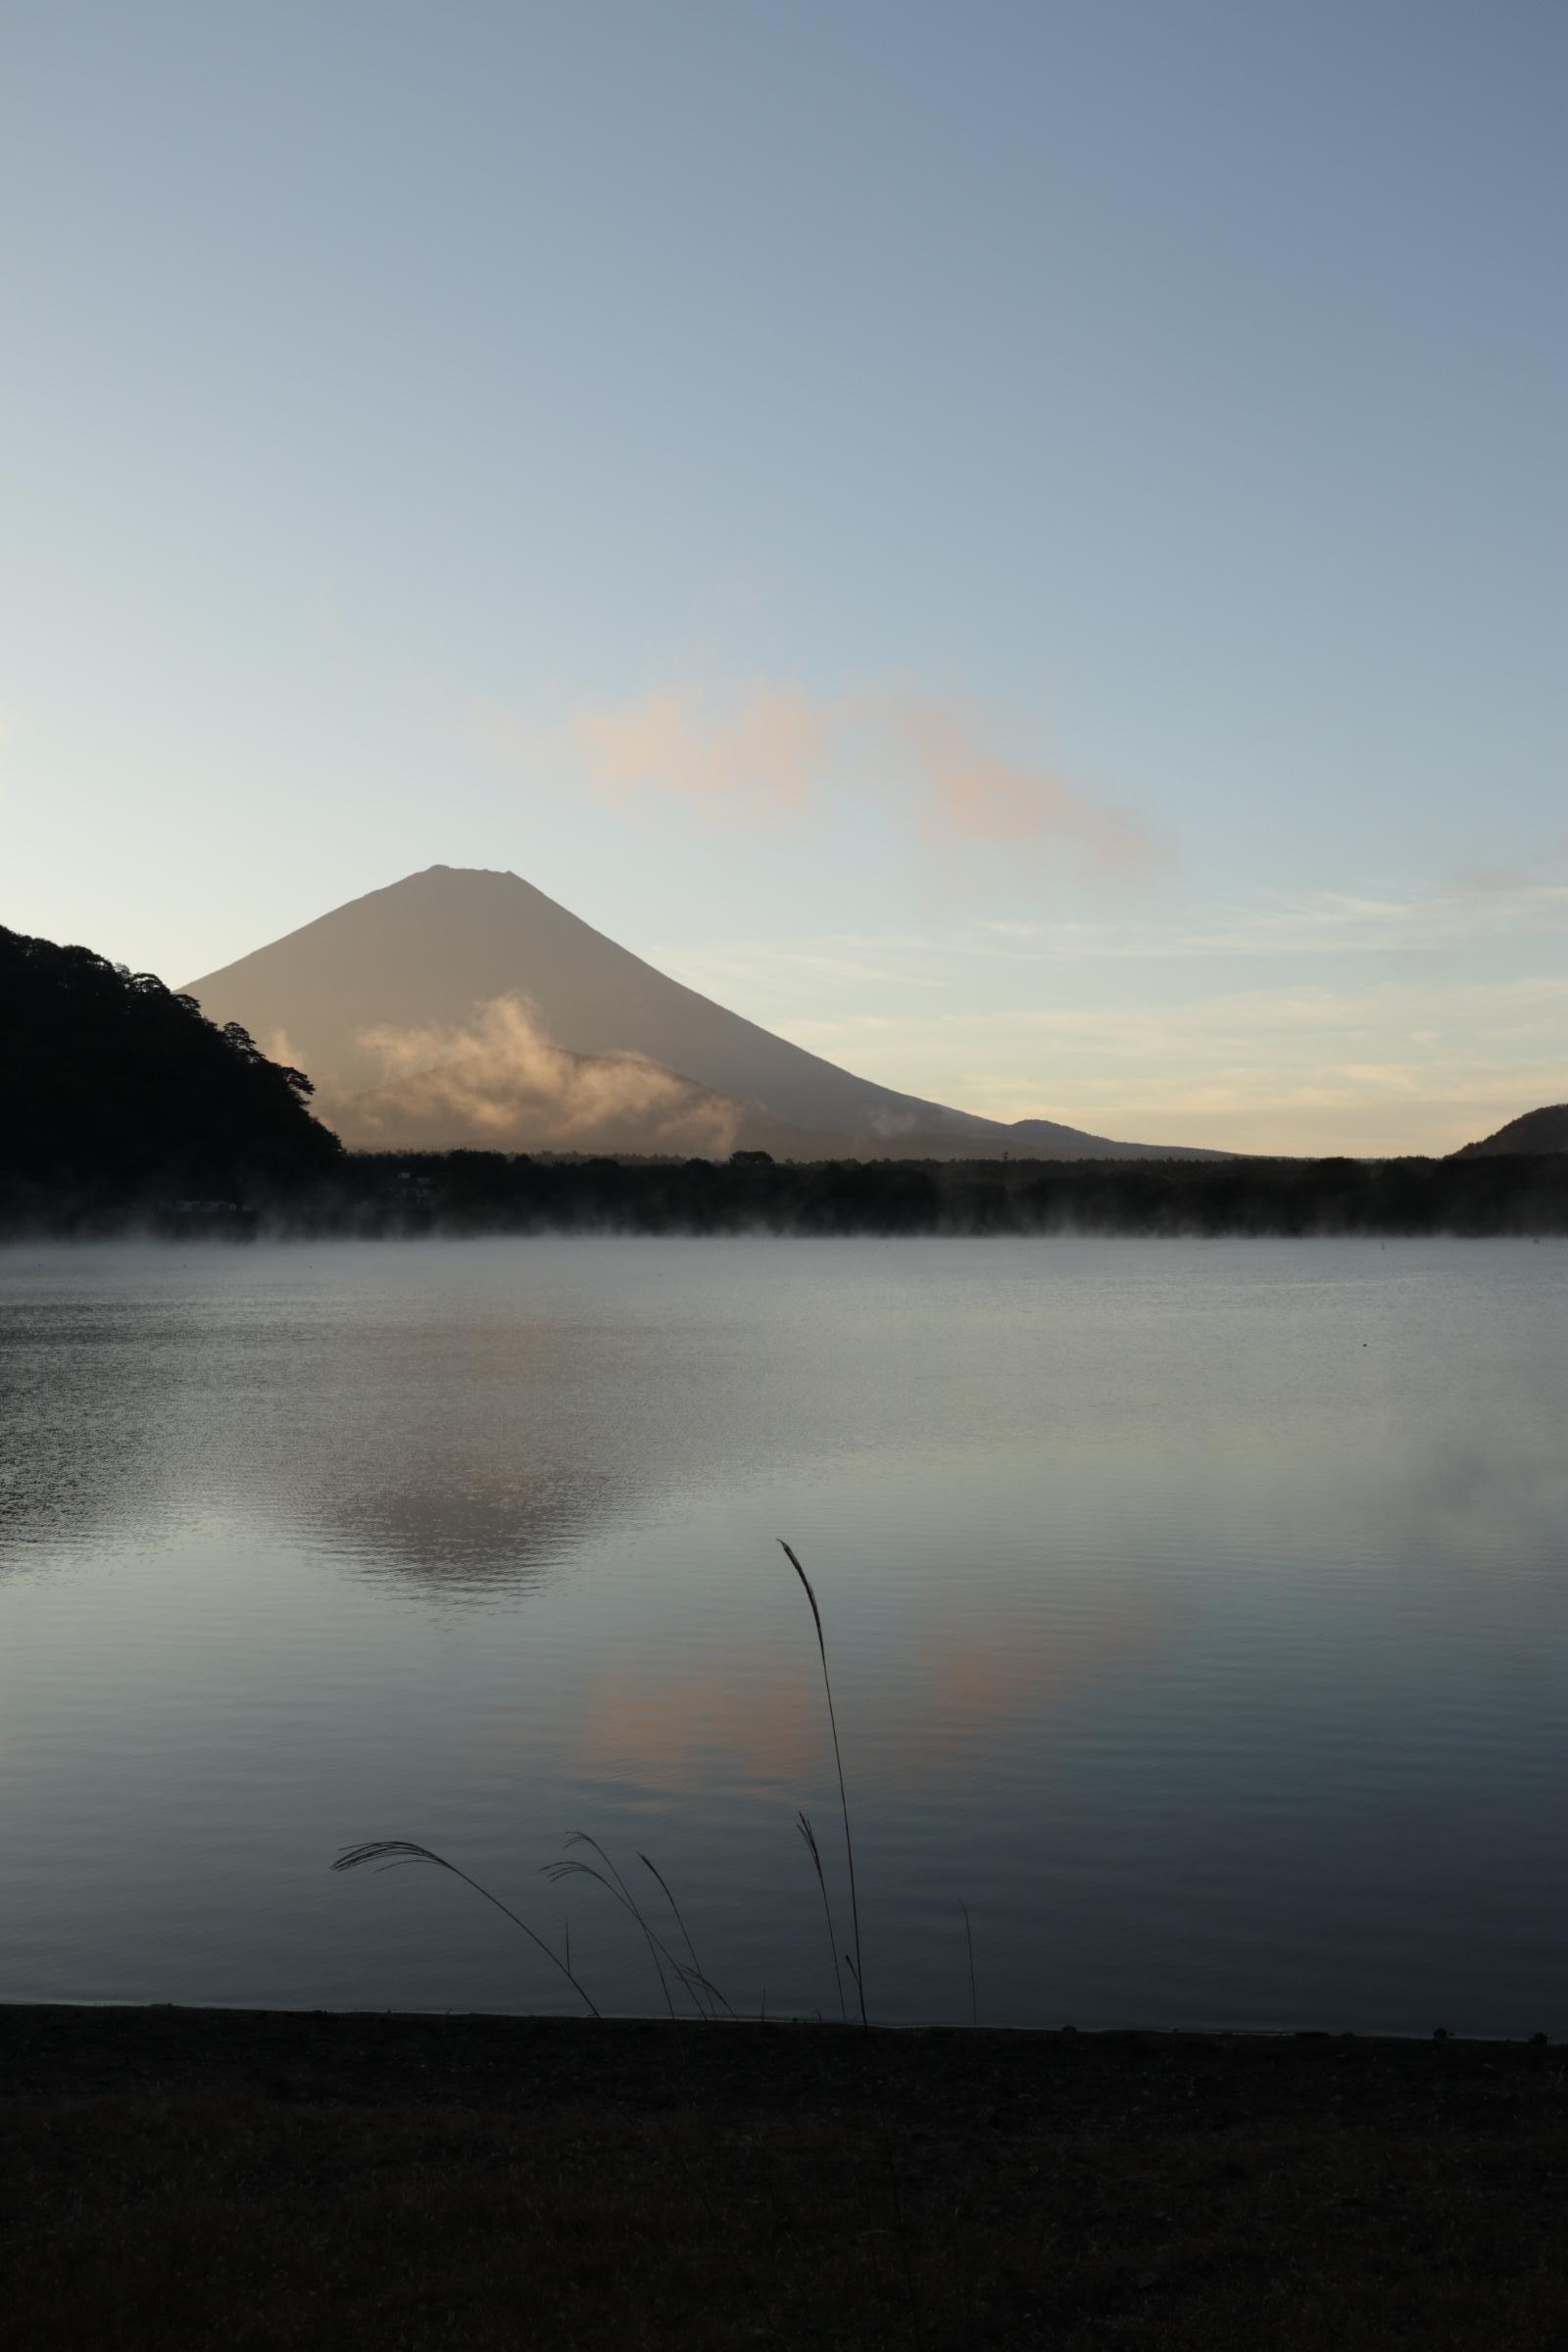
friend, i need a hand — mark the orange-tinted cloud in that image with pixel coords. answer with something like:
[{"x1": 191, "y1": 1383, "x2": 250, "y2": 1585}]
[
  {"x1": 570, "y1": 685, "x2": 823, "y2": 821},
  {"x1": 887, "y1": 695, "x2": 1156, "y2": 870},
  {"x1": 515, "y1": 680, "x2": 1156, "y2": 875}
]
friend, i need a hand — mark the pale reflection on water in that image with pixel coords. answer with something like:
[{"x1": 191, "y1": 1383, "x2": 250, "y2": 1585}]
[{"x1": 1, "y1": 1237, "x2": 1564, "y2": 2034}]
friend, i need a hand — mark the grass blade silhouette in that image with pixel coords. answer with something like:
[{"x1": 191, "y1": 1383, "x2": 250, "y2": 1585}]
[
  {"x1": 546, "y1": 1837, "x2": 728, "y2": 2021},
  {"x1": 778, "y1": 1540, "x2": 866, "y2": 2030},
  {"x1": 639, "y1": 1853, "x2": 733, "y2": 2021},
  {"x1": 959, "y1": 1898, "x2": 978, "y2": 2029},
  {"x1": 544, "y1": 1835, "x2": 683, "y2": 2019},
  {"x1": 332, "y1": 1840, "x2": 601, "y2": 2017},
  {"x1": 797, "y1": 1810, "x2": 847, "y2": 2026}
]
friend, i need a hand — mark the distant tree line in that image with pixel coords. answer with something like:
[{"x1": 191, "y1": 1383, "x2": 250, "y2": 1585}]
[
  {"x1": 250, "y1": 1146, "x2": 1568, "y2": 1240},
  {"x1": 0, "y1": 922, "x2": 339, "y2": 1228}
]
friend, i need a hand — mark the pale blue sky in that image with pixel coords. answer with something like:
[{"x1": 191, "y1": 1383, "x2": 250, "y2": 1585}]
[{"x1": 4, "y1": 1, "x2": 1563, "y2": 1150}]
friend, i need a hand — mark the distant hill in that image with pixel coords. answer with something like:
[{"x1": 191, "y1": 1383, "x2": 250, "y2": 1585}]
[
  {"x1": 0, "y1": 922, "x2": 340, "y2": 1204},
  {"x1": 1451, "y1": 1103, "x2": 1568, "y2": 1157},
  {"x1": 184, "y1": 865, "x2": 1222, "y2": 1160}
]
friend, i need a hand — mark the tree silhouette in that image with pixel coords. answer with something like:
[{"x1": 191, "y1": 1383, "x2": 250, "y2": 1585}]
[{"x1": 0, "y1": 923, "x2": 340, "y2": 1215}]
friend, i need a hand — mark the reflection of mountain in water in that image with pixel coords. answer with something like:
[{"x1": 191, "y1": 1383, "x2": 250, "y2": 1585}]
[
  {"x1": 0, "y1": 1281, "x2": 633, "y2": 1594},
  {"x1": 305, "y1": 1460, "x2": 615, "y2": 1592}
]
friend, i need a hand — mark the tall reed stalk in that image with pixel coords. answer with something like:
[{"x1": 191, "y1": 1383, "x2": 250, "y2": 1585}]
[
  {"x1": 778, "y1": 1540, "x2": 867, "y2": 2031},
  {"x1": 336, "y1": 1544, "x2": 875, "y2": 2034}
]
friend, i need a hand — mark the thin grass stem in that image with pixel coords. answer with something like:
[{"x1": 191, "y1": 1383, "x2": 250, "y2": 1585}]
[
  {"x1": 567, "y1": 1834, "x2": 678, "y2": 2019},
  {"x1": 798, "y1": 1810, "x2": 848, "y2": 2026},
  {"x1": 331, "y1": 1840, "x2": 601, "y2": 2018},
  {"x1": 639, "y1": 1853, "x2": 733, "y2": 2021},
  {"x1": 544, "y1": 1839, "x2": 722, "y2": 2021},
  {"x1": 779, "y1": 1539, "x2": 867, "y2": 2030}
]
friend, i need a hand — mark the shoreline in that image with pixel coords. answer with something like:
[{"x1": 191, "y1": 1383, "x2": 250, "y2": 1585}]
[
  {"x1": 6, "y1": 2002, "x2": 1564, "y2": 2346},
  {"x1": 6, "y1": 1145, "x2": 1568, "y2": 1243}
]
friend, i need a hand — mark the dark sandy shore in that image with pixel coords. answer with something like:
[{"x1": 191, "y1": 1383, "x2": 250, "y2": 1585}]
[{"x1": 3, "y1": 2003, "x2": 1565, "y2": 2348}]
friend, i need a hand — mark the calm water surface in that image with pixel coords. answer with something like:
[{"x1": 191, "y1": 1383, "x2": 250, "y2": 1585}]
[{"x1": 1, "y1": 1237, "x2": 1564, "y2": 2034}]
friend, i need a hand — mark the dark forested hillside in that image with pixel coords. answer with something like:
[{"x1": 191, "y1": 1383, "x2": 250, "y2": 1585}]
[
  {"x1": 1452, "y1": 1103, "x2": 1568, "y2": 1156},
  {"x1": 0, "y1": 923, "x2": 340, "y2": 1220}
]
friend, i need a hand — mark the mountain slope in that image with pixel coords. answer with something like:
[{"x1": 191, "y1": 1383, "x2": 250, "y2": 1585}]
[
  {"x1": 1451, "y1": 1103, "x2": 1568, "y2": 1156},
  {"x1": 184, "y1": 865, "x2": 1219, "y2": 1159}
]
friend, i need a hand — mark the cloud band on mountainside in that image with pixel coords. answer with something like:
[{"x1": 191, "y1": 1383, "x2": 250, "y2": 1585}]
[{"x1": 322, "y1": 995, "x2": 742, "y2": 1155}]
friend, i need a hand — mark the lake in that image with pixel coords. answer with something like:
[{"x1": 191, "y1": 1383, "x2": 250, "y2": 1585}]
[{"x1": 1, "y1": 1236, "x2": 1564, "y2": 2034}]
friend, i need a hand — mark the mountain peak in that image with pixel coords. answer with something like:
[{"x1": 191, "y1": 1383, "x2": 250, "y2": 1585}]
[{"x1": 184, "y1": 869, "x2": 1222, "y2": 1161}]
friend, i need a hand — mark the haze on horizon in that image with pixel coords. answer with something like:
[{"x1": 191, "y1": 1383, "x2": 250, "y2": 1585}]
[{"x1": 3, "y1": 2, "x2": 1563, "y2": 1157}]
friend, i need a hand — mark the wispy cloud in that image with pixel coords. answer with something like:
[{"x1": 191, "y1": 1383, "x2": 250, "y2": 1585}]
[
  {"x1": 752, "y1": 872, "x2": 1568, "y2": 972},
  {"x1": 650, "y1": 860, "x2": 1568, "y2": 1156},
  {"x1": 470, "y1": 679, "x2": 1155, "y2": 873},
  {"x1": 569, "y1": 684, "x2": 822, "y2": 820},
  {"x1": 888, "y1": 693, "x2": 1155, "y2": 869},
  {"x1": 1152, "y1": 876, "x2": 1568, "y2": 960},
  {"x1": 777, "y1": 973, "x2": 1568, "y2": 1155}
]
